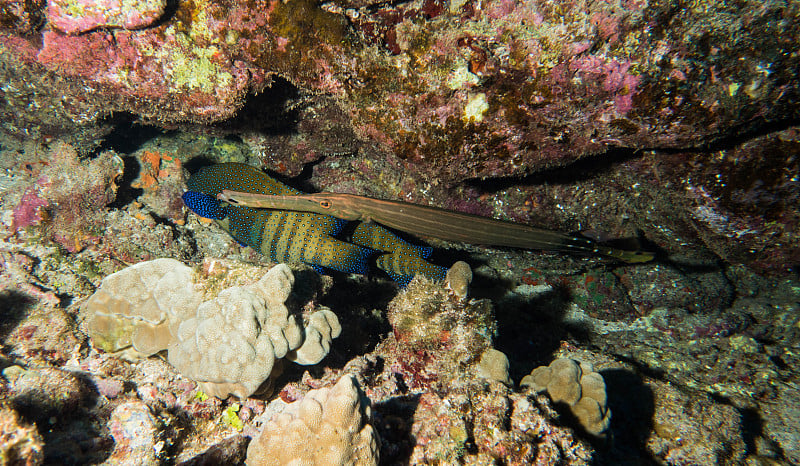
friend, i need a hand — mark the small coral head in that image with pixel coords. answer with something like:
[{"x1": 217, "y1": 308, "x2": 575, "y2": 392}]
[{"x1": 182, "y1": 191, "x2": 224, "y2": 220}]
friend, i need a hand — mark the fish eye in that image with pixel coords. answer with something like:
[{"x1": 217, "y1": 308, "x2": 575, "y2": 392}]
[{"x1": 320, "y1": 200, "x2": 332, "y2": 209}]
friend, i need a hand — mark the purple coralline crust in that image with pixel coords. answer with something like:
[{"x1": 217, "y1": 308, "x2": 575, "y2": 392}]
[
  {"x1": 303, "y1": 0, "x2": 800, "y2": 183},
  {"x1": 1, "y1": 0, "x2": 797, "y2": 182},
  {"x1": 10, "y1": 188, "x2": 49, "y2": 232},
  {"x1": 47, "y1": 0, "x2": 167, "y2": 34},
  {"x1": 0, "y1": 0, "x2": 798, "y2": 272}
]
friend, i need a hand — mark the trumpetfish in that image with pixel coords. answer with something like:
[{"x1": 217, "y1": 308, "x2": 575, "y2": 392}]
[
  {"x1": 217, "y1": 190, "x2": 655, "y2": 264},
  {"x1": 182, "y1": 163, "x2": 448, "y2": 285}
]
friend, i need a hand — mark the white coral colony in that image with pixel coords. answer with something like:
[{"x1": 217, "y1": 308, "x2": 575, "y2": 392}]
[
  {"x1": 520, "y1": 358, "x2": 612, "y2": 437},
  {"x1": 83, "y1": 259, "x2": 341, "y2": 399},
  {"x1": 245, "y1": 375, "x2": 379, "y2": 466}
]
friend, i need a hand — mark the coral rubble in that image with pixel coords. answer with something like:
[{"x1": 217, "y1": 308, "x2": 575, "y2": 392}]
[{"x1": 0, "y1": 403, "x2": 44, "y2": 465}]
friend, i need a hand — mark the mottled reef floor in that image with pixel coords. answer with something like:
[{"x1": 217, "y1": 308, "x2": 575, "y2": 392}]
[{"x1": 0, "y1": 133, "x2": 798, "y2": 465}]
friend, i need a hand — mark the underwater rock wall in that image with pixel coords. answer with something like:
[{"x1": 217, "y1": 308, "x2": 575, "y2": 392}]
[
  {"x1": 1, "y1": 0, "x2": 798, "y2": 270},
  {"x1": 1, "y1": 0, "x2": 798, "y2": 180}
]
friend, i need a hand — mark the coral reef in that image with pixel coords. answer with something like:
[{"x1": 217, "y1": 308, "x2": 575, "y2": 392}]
[
  {"x1": 0, "y1": 403, "x2": 44, "y2": 465},
  {"x1": 245, "y1": 375, "x2": 379, "y2": 466},
  {"x1": 47, "y1": 0, "x2": 167, "y2": 34},
  {"x1": 521, "y1": 358, "x2": 611, "y2": 437},
  {"x1": 83, "y1": 258, "x2": 201, "y2": 360},
  {"x1": 643, "y1": 378, "x2": 746, "y2": 464},
  {"x1": 365, "y1": 276, "x2": 597, "y2": 463},
  {"x1": 386, "y1": 275, "x2": 496, "y2": 391},
  {"x1": 83, "y1": 259, "x2": 342, "y2": 399},
  {"x1": 6, "y1": 141, "x2": 124, "y2": 253},
  {"x1": 0, "y1": 1, "x2": 798, "y2": 463},
  {"x1": 629, "y1": 127, "x2": 800, "y2": 274},
  {"x1": 1, "y1": 0, "x2": 796, "y2": 183}
]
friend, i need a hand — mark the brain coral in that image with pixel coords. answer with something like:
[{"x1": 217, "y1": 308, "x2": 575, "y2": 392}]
[
  {"x1": 83, "y1": 258, "x2": 202, "y2": 361},
  {"x1": 246, "y1": 375, "x2": 379, "y2": 466},
  {"x1": 83, "y1": 260, "x2": 341, "y2": 399},
  {"x1": 520, "y1": 358, "x2": 611, "y2": 437}
]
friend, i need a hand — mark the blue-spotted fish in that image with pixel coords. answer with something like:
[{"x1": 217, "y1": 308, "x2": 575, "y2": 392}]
[{"x1": 182, "y1": 163, "x2": 447, "y2": 285}]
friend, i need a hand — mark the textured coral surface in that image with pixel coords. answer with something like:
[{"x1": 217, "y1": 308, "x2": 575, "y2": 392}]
[{"x1": 0, "y1": 0, "x2": 798, "y2": 464}]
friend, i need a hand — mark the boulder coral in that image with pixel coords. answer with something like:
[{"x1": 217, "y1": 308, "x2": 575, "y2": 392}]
[
  {"x1": 83, "y1": 258, "x2": 201, "y2": 361},
  {"x1": 245, "y1": 375, "x2": 379, "y2": 466},
  {"x1": 168, "y1": 263, "x2": 341, "y2": 399},
  {"x1": 521, "y1": 358, "x2": 611, "y2": 437},
  {"x1": 82, "y1": 259, "x2": 341, "y2": 399}
]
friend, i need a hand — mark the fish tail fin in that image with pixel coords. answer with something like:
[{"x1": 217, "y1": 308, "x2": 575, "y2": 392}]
[
  {"x1": 559, "y1": 233, "x2": 654, "y2": 264},
  {"x1": 376, "y1": 253, "x2": 448, "y2": 286}
]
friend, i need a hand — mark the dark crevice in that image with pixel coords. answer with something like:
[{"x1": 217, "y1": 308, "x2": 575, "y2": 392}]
[
  {"x1": 693, "y1": 116, "x2": 800, "y2": 152},
  {"x1": 462, "y1": 147, "x2": 644, "y2": 191},
  {"x1": 106, "y1": 154, "x2": 143, "y2": 209},
  {"x1": 93, "y1": 116, "x2": 167, "y2": 156},
  {"x1": 214, "y1": 76, "x2": 304, "y2": 135},
  {"x1": 155, "y1": 0, "x2": 180, "y2": 28},
  {"x1": 462, "y1": 117, "x2": 800, "y2": 192}
]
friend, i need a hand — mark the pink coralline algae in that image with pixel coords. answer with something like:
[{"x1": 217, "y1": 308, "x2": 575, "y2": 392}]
[
  {"x1": 566, "y1": 56, "x2": 641, "y2": 114},
  {"x1": 47, "y1": 0, "x2": 168, "y2": 34},
  {"x1": 1, "y1": 0, "x2": 271, "y2": 128},
  {"x1": 0, "y1": 0, "x2": 796, "y2": 182},
  {"x1": 10, "y1": 188, "x2": 49, "y2": 232}
]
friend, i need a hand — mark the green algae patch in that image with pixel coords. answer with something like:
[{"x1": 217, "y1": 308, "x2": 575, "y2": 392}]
[
  {"x1": 157, "y1": 29, "x2": 233, "y2": 93},
  {"x1": 222, "y1": 404, "x2": 244, "y2": 431}
]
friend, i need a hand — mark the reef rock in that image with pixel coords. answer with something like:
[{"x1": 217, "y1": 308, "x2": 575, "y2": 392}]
[
  {"x1": 106, "y1": 401, "x2": 164, "y2": 465},
  {"x1": 47, "y1": 0, "x2": 169, "y2": 34},
  {"x1": 0, "y1": 403, "x2": 45, "y2": 465},
  {"x1": 1, "y1": 0, "x2": 796, "y2": 183}
]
